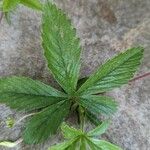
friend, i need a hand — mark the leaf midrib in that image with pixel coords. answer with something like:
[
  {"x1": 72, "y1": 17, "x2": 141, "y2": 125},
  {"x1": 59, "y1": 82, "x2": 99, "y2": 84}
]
[{"x1": 0, "y1": 91, "x2": 66, "y2": 97}]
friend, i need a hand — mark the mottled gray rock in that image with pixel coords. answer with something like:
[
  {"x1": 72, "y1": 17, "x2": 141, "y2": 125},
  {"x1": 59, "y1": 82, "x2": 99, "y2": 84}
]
[{"x1": 0, "y1": 0, "x2": 150, "y2": 150}]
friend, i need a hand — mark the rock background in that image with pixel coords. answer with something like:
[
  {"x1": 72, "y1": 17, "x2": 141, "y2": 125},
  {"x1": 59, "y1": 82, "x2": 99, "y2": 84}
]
[{"x1": 0, "y1": 0, "x2": 150, "y2": 149}]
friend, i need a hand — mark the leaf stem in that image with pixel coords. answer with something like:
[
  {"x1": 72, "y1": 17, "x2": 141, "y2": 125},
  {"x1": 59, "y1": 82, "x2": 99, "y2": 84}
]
[
  {"x1": 129, "y1": 72, "x2": 150, "y2": 83},
  {"x1": 14, "y1": 138, "x2": 23, "y2": 145},
  {"x1": 78, "y1": 106, "x2": 85, "y2": 131}
]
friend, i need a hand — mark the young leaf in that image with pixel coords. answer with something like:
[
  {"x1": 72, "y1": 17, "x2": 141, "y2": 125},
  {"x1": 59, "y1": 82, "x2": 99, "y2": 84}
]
[
  {"x1": 61, "y1": 122, "x2": 82, "y2": 139},
  {"x1": 77, "y1": 47, "x2": 144, "y2": 95},
  {"x1": 42, "y1": 2, "x2": 81, "y2": 94},
  {"x1": 6, "y1": 117, "x2": 15, "y2": 128},
  {"x1": 2, "y1": 0, "x2": 19, "y2": 12},
  {"x1": 0, "y1": 76, "x2": 66, "y2": 111},
  {"x1": 23, "y1": 100, "x2": 70, "y2": 144},
  {"x1": 20, "y1": 0, "x2": 43, "y2": 11},
  {"x1": 87, "y1": 120, "x2": 110, "y2": 137},
  {"x1": 49, "y1": 121, "x2": 122, "y2": 150},
  {"x1": 79, "y1": 95, "x2": 118, "y2": 116},
  {"x1": 49, "y1": 137, "x2": 78, "y2": 150},
  {"x1": 90, "y1": 138, "x2": 122, "y2": 150}
]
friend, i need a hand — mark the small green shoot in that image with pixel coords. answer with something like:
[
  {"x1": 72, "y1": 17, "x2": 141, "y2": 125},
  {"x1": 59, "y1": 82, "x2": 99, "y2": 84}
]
[
  {"x1": 6, "y1": 117, "x2": 15, "y2": 128},
  {"x1": 0, "y1": 0, "x2": 43, "y2": 23},
  {"x1": 49, "y1": 122, "x2": 122, "y2": 150}
]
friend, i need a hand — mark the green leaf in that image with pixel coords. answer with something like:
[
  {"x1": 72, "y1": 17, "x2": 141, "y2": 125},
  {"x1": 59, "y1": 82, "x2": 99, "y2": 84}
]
[
  {"x1": 0, "y1": 76, "x2": 66, "y2": 111},
  {"x1": 87, "y1": 120, "x2": 110, "y2": 137},
  {"x1": 0, "y1": 93, "x2": 65, "y2": 111},
  {"x1": 86, "y1": 138, "x2": 100, "y2": 150},
  {"x1": 0, "y1": 76, "x2": 65, "y2": 96},
  {"x1": 80, "y1": 137, "x2": 87, "y2": 150},
  {"x1": 85, "y1": 110, "x2": 102, "y2": 126},
  {"x1": 90, "y1": 138, "x2": 122, "y2": 150},
  {"x1": 61, "y1": 122, "x2": 82, "y2": 139},
  {"x1": 20, "y1": 0, "x2": 43, "y2": 11},
  {"x1": 23, "y1": 100, "x2": 70, "y2": 144},
  {"x1": 48, "y1": 138, "x2": 78, "y2": 150},
  {"x1": 77, "y1": 47, "x2": 144, "y2": 95},
  {"x1": 42, "y1": 2, "x2": 81, "y2": 94},
  {"x1": 3, "y1": 0, "x2": 20, "y2": 12},
  {"x1": 79, "y1": 95, "x2": 118, "y2": 116},
  {"x1": 6, "y1": 117, "x2": 15, "y2": 128}
]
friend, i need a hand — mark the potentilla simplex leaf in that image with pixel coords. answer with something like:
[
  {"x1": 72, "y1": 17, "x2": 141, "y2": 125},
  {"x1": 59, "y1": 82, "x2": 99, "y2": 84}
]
[{"x1": 0, "y1": 1, "x2": 143, "y2": 146}]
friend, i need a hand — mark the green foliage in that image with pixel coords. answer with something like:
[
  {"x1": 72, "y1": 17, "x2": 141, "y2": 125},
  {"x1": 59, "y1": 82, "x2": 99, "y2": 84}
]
[
  {"x1": 77, "y1": 47, "x2": 144, "y2": 95},
  {"x1": 79, "y1": 95, "x2": 118, "y2": 116},
  {"x1": 0, "y1": 0, "x2": 42, "y2": 24},
  {"x1": 2, "y1": 0, "x2": 42, "y2": 12},
  {"x1": 0, "y1": 1, "x2": 143, "y2": 146},
  {"x1": 49, "y1": 122, "x2": 122, "y2": 150},
  {"x1": 6, "y1": 117, "x2": 15, "y2": 128},
  {"x1": 0, "y1": 76, "x2": 66, "y2": 111},
  {"x1": 61, "y1": 122, "x2": 83, "y2": 139},
  {"x1": 0, "y1": 76, "x2": 69, "y2": 144},
  {"x1": 85, "y1": 110, "x2": 102, "y2": 126},
  {"x1": 2, "y1": 0, "x2": 19, "y2": 12},
  {"x1": 20, "y1": 0, "x2": 43, "y2": 10},
  {"x1": 87, "y1": 120, "x2": 110, "y2": 137},
  {"x1": 42, "y1": 2, "x2": 81, "y2": 95},
  {"x1": 23, "y1": 101, "x2": 70, "y2": 144}
]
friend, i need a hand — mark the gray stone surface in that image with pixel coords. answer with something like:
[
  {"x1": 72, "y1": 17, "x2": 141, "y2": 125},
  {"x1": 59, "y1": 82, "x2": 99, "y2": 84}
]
[{"x1": 0, "y1": 0, "x2": 150, "y2": 149}]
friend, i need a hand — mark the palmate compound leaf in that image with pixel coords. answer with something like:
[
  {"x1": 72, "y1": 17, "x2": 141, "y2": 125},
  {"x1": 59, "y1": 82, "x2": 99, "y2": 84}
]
[
  {"x1": 23, "y1": 100, "x2": 70, "y2": 144},
  {"x1": 0, "y1": 76, "x2": 66, "y2": 111},
  {"x1": 49, "y1": 122, "x2": 122, "y2": 150},
  {"x1": 77, "y1": 47, "x2": 144, "y2": 95},
  {"x1": 79, "y1": 95, "x2": 118, "y2": 116},
  {"x1": 42, "y1": 2, "x2": 81, "y2": 95}
]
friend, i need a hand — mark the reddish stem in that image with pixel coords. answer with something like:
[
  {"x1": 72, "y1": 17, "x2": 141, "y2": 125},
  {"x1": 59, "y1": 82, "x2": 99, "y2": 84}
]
[{"x1": 129, "y1": 72, "x2": 150, "y2": 82}]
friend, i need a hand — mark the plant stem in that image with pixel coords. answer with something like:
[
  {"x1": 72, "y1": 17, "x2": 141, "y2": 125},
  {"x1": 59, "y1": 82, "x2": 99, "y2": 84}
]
[
  {"x1": 129, "y1": 72, "x2": 150, "y2": 83},
  {"x1": 79, "y1": 106, "x2": 85, "y2": 131},
  {"x1": 15, "y1": 138, "x2": 23, "y2": 145}
]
